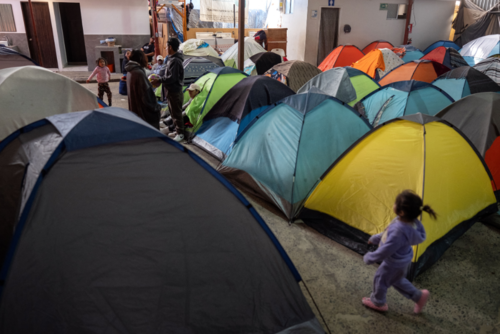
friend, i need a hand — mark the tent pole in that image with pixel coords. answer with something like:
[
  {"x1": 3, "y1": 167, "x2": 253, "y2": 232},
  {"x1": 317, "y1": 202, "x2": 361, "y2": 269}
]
[
  {"x1": 403, "y1": 0, "x2": 413, "y2": 45},
  {"x1": 28, "y1": 0, "x2": 43, "y2": 67},
  {"x1": 238, "y1": 0, "x2": 245, "y2": 70},
  {"x1": 152, "y1": 0, "x2": 160, "y2": 60}
]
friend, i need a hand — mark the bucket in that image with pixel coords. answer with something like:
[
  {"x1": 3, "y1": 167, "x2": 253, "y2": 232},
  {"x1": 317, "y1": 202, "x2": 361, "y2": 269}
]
[{"x1": 107, "y1": 64, "x2": 114, "y2": 73}]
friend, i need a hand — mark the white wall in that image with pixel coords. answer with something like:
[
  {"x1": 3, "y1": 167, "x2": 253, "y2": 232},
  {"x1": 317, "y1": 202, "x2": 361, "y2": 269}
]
[
  {"x1": 0, "y1": 0, "x2": 149, "y2": 69},
  {"x1": 303, "y1": 0, "x2": 408, "y2": 65},
  {"x1": 409, "y1": 0, "x2": 455, "y2": 51},
  {"x1": 281, "y1": 0, "x2": 308, "y2": 60},
  {"x1": 1, "y1": 0, "x2": 149, "y2": 35}
]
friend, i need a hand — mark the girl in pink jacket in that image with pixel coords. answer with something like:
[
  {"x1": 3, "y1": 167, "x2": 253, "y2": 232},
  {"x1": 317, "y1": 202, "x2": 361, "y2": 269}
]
[{"x1": 87, "y1": 57, "x2": 112, "y2": 106}]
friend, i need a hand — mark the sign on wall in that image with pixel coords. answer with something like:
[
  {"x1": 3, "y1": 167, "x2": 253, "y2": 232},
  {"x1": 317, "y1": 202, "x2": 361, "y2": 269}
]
[
  {"x1": 380, "y1": 3, "x2": 388, "y2": 10},
  {"x1": 200, "y1": 0, "x2": 248, "y2": 23},
  {"x1": 328, "y1": 0, "x2": 335, "y2": 6}
]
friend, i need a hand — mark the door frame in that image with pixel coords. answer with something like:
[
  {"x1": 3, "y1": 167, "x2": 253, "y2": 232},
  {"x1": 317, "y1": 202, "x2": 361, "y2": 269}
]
[
  {"x1": 55, "y1": 2, "x2": 87, "y2": 66},
  {"x1": 20, "y1": 1, "x2": 59, "y2": 68},
  {"x1": 317, "y1": 7, "x2": 340, "y2": 66}
]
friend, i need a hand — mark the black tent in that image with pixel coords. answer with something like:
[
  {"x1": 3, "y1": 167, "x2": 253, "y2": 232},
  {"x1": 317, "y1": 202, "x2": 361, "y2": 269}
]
[
  {"x1": 250, "y1": 51, "x2": 282, "y2": 75},
  {"x1": 436, "y1": 92, "x2": 500, "y2": 193},
  {"x1": 192, "y1": 76, "x2": 295, "y2": 160},
  {"x1": 0, "y1": 107, "x2": 323, "y2": 333}
]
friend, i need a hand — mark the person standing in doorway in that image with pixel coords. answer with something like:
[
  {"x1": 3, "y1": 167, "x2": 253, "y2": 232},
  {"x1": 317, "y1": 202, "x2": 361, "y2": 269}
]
[
  {"x1": 142, "y1": 37, "x2": 156, "y2": 63},
  {"x1": 152, "y1": 37, "x2": 185, "y2": 142},
  {"x1": 125, "y1": 49, "x2": 161, "y2": 129}
]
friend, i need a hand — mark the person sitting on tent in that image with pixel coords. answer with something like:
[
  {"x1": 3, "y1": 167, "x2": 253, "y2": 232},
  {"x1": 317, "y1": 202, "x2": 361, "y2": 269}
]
[
  {"x1": 152, "y1": 55, "x2": 167, "y2": 76},
  {"x1": 125, "y1": 49, "x2": 161, "y2": 129},
  {"x1": 183, "y1": 83, "x2": 201, "y2": 110},
  {"x1": 362, "y1": 190, "x2": 436, "y2": 313},
  {"x1": 254, "y1": 30, "x2": 267, "y2": 49}
]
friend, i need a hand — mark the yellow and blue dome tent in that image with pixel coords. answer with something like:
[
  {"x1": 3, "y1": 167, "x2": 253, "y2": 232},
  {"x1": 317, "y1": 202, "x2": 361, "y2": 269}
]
[
  {"x1": 300, "y1": 114, "x2": 497, "y2": 280},
  {"x1": 218, "y1": 92, "x2": 372, "y2": 220}
]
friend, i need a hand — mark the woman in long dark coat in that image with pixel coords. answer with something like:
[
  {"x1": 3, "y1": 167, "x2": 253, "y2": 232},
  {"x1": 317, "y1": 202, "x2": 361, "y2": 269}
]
[{"x1": 125, "y1": 49, "x2": 161, "y2": 129}]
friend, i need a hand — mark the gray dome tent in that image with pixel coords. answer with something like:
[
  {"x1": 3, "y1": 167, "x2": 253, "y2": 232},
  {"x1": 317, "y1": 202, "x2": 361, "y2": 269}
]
[{"x1": 0, "y1": 107, "x2": 322, "y2": 333}]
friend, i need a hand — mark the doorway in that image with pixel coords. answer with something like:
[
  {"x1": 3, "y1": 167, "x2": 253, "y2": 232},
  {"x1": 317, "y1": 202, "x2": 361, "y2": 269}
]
[
  {"x1": 21, "y1": 2, "x2": 58, "y2": 68},
  {"x1": 317, "y1": 8, "x2": 339, "y2": 66},
  {"x1": 58, "y1": 3, "x2": 87, "y2": 65}
]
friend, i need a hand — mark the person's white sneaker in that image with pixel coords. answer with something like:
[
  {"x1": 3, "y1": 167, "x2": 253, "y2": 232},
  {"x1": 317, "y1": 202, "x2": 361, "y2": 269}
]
[{"x1": 173, "y1": 133, "x2": 185, "y2": 142}]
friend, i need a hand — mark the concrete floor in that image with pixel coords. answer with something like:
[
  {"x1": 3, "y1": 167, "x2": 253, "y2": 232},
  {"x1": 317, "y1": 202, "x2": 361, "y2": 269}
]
[
  {"x1": 78, "y1": 80, "x2": 500, "y2": 334},
  {"x1": 81, "y1": 82, "x2": 129, "y2": 109}
]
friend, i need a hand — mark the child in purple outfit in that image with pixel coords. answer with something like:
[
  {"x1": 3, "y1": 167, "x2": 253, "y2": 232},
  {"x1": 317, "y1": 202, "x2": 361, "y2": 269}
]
[
  {"x1": 87, "y1": 57, "x2": 112, "y2": 106},
  {"x1": 362, "y1": 190, "x2": 437, "y2": 313}
]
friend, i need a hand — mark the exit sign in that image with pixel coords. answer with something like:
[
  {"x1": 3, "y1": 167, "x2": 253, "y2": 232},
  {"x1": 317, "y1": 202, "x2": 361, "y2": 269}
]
[{"x1": 380, "y1": 3, "x2": 388, "y2": 10}]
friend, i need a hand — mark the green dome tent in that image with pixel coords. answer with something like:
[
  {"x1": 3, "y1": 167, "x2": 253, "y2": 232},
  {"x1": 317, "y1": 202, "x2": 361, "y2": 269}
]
[{"x1": 185, "y1": 67, "x2": 248, "y2": 134}]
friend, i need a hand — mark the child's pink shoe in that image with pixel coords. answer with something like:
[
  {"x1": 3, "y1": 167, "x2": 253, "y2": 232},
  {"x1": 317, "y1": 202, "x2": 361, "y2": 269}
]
[
  {"x1": 414, "y1": 289, "x2": 430, "y2": 314},
  {"x1": 362, "y1": 297, "x2": 388, "y2": 312}
]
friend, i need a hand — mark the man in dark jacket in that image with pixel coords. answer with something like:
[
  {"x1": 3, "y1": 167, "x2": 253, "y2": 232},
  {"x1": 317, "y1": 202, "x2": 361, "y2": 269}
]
[
  {"x1": 153, "y1": 38, "x2": 185, "y2": 142},
  {"x1": 125, "y1": 49, "x2": 161, "y2": 129}
]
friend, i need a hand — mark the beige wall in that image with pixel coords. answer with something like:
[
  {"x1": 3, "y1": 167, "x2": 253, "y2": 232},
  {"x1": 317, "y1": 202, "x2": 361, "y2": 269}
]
[
  {"x1": 282, "y1": 0, "x2": 456, "y2": 65},
  {"x1": 409, "y1": 0, "x2": 455, "y2": 51},
  {"x1": 281, "y1": 0, "x2": 308, "y2": 61},
  {"x1": 303, "y1": 0, "x2": 408, "y2": 65}
]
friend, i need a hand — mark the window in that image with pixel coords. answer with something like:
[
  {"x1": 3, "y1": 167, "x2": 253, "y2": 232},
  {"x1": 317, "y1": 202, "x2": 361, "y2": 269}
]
[
  {"x1": 0, "y1": 4, "x2": 16, "y2": 32},
  {"x1": 285, "y1": 0, "x2": 293, "y2": 14},
  {"x1": 387, "y1": 4, "x2": 407, "y2": 20}
]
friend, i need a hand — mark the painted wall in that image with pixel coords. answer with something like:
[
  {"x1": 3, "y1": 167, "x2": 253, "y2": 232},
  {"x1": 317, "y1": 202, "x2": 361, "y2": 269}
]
[
  {"x1": 409, "y1": 0, "x2": 455, "y2": 51},
  {"x1": 0, "y1": 0, "x2": 149, "y2": 69},
  {"x1": 281, "y1": 0, "x2": 308, "y2": 60},
  {"x1": 0, "y1": 0, "x2": 149, "y2": 34},
  {"x1": 303, "y1": 0, "x2": 408, "y2": 65}
]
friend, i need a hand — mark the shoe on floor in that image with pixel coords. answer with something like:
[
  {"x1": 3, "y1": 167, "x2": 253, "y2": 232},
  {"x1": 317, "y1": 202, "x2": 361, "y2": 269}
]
[
  {"x1": 414, "y1": 289, "x2": 430, "y2": 314},
  {"x1": 173, "y1": 133, "x2": 185, "y2": 142},
  {"x1": 168, "y1": 131, "x2": 177, "y2": 138},
  {"x1": 362, "y1": 297, "x2": 388, "y2": 312}
]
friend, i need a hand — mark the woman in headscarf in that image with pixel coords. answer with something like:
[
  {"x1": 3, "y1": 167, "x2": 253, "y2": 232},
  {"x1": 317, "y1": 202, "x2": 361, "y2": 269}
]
[{"x1": 125, "y1": 49, "x2": 161, "y2": 129}]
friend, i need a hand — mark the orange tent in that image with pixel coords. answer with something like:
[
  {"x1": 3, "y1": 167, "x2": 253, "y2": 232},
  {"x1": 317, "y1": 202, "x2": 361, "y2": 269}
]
[
  {"x1": 362, "y1": 40, "x2": 394, "y2": 54},
  {"x1": 352, "y1": 50, "x2": 385, "y2": 78},
  {"x1": 318, "y1": 45, "x2": 364, "y2": 72},
  {"x1": 378, "y1": 60, "x2": 451, "y2": 86}
]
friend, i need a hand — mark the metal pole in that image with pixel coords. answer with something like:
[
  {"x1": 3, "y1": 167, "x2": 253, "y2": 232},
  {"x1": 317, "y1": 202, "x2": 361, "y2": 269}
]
[
  {"x1": 238, "y1": 0, "x2": 244, "y2": 70},
  {"x1": 152, "y1": 0, "x2": 160, "y2": 59},
  {"x1": 233, "y1": 4, "x2": 236, "y2": 28},
  {"x1": 403, "y1": 0, "x2": 413, "y2": 45},
  {"x1": 183, "y1": 0, "x2": 188, "y2": 41},
  {"x1": 28, "y1": 0, "x2": 43, "y2": 67}
]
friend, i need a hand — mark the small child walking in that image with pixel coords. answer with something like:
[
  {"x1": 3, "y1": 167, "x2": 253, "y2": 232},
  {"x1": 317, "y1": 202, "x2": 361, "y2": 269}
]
[
  {"x1": 362, "y1": 190, "x2": 437, "y2": 314},
  {"x1": 87, "y1": 57, "x2": 112, "y2": 106}
]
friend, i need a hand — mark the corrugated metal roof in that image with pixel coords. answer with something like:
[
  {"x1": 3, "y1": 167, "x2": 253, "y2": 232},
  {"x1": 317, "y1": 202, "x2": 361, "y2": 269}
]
[{"x1": 473, "y1": 0, "x2": 500, "y2": 10}]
